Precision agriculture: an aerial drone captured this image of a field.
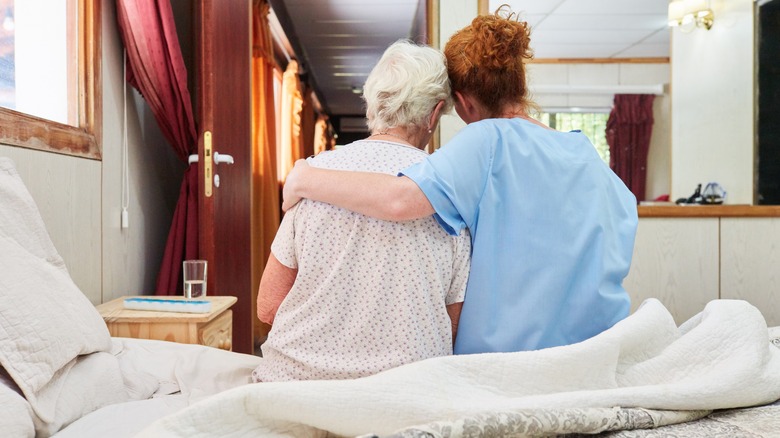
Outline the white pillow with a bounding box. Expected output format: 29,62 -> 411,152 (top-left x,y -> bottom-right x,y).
31,352 -> 128,436
0,157 -> 123,432
0,377 -> 34,438
0,238 -> 114,392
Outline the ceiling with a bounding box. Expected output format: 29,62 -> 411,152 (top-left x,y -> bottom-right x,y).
271,0 -> 671,118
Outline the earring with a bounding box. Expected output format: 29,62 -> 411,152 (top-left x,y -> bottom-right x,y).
427,128 -> 432,134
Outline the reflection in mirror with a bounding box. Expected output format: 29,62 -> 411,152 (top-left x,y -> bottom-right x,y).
481,0 -> 671,202
534,112 -> 610,164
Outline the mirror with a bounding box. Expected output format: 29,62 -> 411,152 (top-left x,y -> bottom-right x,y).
757,0 -> 780,204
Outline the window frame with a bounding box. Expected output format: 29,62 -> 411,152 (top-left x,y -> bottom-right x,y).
0,0 -> 101,160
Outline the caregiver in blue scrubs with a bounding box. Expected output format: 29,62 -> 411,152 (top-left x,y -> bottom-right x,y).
282,8 -> 638,355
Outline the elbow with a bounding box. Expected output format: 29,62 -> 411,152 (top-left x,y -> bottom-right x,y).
256,299 -> 275,326
380,179 -> 430,221
384,198 -> 414,221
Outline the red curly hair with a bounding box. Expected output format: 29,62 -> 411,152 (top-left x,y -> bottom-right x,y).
444,6 -> 534,117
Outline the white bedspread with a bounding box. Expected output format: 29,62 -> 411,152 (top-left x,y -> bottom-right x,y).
138,298 -> 780,437
53,338 -> 262,438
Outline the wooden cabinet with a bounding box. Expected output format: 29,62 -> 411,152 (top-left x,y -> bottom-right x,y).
199,309 -> 234,351
624,217 -> 719,324
626,206 -> 780,326
720,218 -> 780,326
96,296 -> 237,350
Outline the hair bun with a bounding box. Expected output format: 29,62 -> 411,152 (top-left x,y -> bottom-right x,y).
443,6 -> 535,116
467,13 -> 533,71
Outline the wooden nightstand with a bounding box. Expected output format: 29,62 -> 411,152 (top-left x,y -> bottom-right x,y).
96,296 -> 237,351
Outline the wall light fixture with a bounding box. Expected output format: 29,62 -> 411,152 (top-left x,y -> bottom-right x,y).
668,0 -> 714,31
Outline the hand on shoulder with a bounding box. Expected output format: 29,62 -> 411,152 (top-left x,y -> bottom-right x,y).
282,159 -> 310,211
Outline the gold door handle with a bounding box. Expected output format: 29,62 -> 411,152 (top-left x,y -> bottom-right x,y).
204,131 -> 213,197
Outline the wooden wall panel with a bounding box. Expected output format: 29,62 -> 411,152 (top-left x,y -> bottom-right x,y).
0,145 -> 102,303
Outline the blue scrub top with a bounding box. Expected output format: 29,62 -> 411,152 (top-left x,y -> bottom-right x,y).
401,118 -> 637,354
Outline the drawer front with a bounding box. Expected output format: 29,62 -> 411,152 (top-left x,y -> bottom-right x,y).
199,310 -> 233,350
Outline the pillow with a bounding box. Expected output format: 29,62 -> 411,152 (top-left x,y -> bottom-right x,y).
31,352 -> 128,436
0,157 -> 123,432
0,375 -> 34,438
0,235 -> 114,387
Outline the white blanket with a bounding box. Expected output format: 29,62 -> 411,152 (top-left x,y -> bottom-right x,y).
54,338 -> 262,438
138,299 -> 780,437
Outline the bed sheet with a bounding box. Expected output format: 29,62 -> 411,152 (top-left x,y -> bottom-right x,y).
52,395 -> 189,438
593,399 -> 780,437
53,337 -> 261,437
375,401 -> 780,438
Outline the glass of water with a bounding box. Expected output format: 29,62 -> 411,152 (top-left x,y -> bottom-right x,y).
183,260 -> 207,299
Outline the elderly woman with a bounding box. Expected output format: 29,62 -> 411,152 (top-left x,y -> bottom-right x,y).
252,41 -> 471,382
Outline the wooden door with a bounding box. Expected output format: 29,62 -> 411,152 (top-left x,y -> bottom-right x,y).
195,0 -> 253,354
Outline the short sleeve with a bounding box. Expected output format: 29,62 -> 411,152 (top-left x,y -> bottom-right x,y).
270,204 -> 299,269
446,228 -> 471,305
400,123 -> 493,236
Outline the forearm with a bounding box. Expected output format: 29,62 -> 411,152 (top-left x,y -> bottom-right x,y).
446,302 -> 463,347
256,254 -> 297,325
293,165 -> 433,221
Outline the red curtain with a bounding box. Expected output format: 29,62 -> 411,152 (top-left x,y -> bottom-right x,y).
606,94 -> 655,202
116,0 -> 199,295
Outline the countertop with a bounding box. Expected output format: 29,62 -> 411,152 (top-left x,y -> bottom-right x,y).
638,204 -> 780,218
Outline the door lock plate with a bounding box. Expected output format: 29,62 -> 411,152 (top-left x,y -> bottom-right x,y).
204,131 -> 213,197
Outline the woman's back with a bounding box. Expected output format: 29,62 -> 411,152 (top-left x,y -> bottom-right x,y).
402,117 -> 637,353
257,140 -> 471,381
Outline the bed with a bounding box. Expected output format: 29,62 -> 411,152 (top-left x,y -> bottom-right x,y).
2,154 -> 780,438
133,299 -> 780,437
0,157 -> 260,437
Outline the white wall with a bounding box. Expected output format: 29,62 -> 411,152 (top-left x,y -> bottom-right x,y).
436,0 -> 476,143
670,0 -> 755,204
0,3 -> 182,304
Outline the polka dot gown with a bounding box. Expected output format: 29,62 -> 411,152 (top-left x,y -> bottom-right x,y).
252,140 -> 471,382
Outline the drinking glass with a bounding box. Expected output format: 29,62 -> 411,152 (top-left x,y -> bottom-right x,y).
182,260 -> 207,299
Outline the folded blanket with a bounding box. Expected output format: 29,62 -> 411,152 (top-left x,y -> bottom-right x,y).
138,299 -> 780,437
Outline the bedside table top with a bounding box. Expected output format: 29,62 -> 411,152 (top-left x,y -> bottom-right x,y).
97,295 -> 237,323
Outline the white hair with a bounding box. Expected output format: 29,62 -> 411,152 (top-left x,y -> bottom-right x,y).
363,40 -> 453,133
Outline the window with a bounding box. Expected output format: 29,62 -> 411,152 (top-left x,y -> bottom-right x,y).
535,112 -> 610,165
0,0 -> 101,159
